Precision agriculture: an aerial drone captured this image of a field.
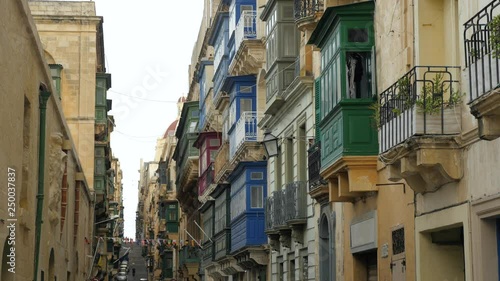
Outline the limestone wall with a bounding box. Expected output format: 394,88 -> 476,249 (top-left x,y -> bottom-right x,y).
29,1 -> 101,190
0,0 -> 94,280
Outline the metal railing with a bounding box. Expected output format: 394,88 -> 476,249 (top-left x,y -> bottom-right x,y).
234,10 -> 263,54
265,196 -> 274,232
464,0 -> 500,101
294,0 -> 324,21
273,189 -> 287,228
265,189 -> 288,232
285,181 -> 307,224
179,245 -> 201,267
379,66 -> 461,153
229,111 -> 264,159
307,142 -> 322,191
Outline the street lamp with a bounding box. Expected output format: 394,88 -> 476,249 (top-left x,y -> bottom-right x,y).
262,131 -> 280,158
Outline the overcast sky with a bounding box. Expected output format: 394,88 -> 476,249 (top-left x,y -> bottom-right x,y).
93,0 -> 204,239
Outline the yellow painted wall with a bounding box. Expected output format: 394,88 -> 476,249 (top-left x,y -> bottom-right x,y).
415,203 -> 472,281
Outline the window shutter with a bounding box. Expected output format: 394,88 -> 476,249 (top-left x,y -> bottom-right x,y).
314,78 -> 321,143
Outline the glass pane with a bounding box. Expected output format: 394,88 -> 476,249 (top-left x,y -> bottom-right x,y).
250,172 -> 263,180
209,138 -> 220,147
251,186 -> 263,208
240,98 -> 252,113
348,28 -> 368,43
210,150 -> 217,162
240,85 -> 253,93
189,121 -> 197,133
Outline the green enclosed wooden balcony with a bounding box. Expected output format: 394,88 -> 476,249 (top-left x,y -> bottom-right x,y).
319,99 -> 378,170
308,1 -> 379,201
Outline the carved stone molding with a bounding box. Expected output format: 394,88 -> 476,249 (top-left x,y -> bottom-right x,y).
48,133 -> 66,227
383,136 -> 463,193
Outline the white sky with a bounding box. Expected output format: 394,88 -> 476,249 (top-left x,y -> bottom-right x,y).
93,0 -> 204,239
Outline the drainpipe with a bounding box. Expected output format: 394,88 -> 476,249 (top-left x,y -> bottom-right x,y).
33,90 -> 51,281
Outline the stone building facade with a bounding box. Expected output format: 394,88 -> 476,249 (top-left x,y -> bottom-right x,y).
0,0 -> 95,280
28,1 -> 119,280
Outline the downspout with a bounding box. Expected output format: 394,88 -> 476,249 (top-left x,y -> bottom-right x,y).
33,90 -> 51,281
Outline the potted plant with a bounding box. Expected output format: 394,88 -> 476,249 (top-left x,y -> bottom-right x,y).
414,73 -> 462,134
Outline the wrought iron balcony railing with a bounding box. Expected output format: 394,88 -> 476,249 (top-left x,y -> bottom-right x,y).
229,111 -> 264,159
379,66 -> 461,153
265,196 -> 274,232
273,189 -> 287,228
294,0 -> 324,21
284,181 -> 307,224
265,189 -> 287,232
307,142 -> 323,191
179,245 -> 201,267
464,0 -> 500,101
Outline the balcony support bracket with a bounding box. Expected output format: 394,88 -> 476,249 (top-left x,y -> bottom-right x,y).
278,229 -> 292,249
470,88 -> 500,140
383,136 -> 462,193
320,156 -> 378,203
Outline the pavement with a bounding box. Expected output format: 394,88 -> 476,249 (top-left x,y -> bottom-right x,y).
122,243 -> 149,281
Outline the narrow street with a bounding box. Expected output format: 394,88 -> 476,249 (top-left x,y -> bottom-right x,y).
125,243 -> 148,281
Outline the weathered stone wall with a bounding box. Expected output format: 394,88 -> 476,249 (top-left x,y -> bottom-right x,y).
0,1 -> 94,280
29,1 -> 101,190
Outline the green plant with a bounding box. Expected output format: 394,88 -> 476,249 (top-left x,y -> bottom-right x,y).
469,48 -> 480,59
416,73 -> 463,115
489,14 -> 500,58
370,98 -> 381,129
396,77 -> 413,111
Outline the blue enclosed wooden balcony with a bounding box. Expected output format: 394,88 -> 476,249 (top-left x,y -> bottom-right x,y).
229,162 -> 267,254
229,111 -> 264,161
229,10 -> 265,76
464,0 -> 500,140
209,10 -> 230,109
